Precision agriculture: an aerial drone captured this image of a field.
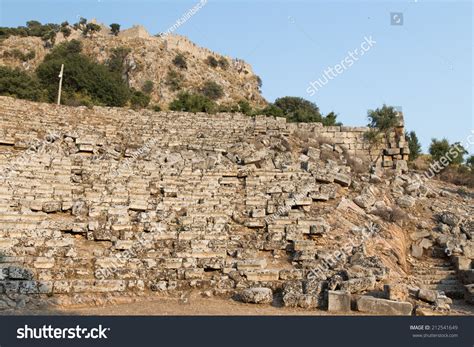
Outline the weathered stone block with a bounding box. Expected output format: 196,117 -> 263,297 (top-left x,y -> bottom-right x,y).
245,270 -> 279,281
237,259 -> 267,271
42,201 -> 62,213
465,284 -> 474,304
353,194 -> 375,209
417,288 -> 437,303
293,240 -> 316,251
33,257 -> 55,269
397,195 -> 415,208
328,290 -> 351,312
357,296 -> 413,315
240,287 -> 273,304
8,266 -> 33,280
333,173 -> 351,187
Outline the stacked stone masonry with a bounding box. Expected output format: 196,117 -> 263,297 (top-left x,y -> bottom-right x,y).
0,97 -> 406,309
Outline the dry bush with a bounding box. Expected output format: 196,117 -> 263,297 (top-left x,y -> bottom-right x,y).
342,150 -> 370,174
294,130 -> 312,143
438,166 -> 474,188
314,136 -> 334,147
320,148 -> 340,162
409,155 -> 473,188
372,205 -> 407,225
408,155 -> 430,171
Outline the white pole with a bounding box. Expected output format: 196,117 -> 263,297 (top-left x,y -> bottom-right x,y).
57,64 -> 64,105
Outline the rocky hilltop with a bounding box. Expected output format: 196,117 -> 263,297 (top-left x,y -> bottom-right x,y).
0,23 -> 266,108
0,96 -> 472,315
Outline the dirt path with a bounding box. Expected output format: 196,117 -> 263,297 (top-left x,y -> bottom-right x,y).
6,295 -> 474,316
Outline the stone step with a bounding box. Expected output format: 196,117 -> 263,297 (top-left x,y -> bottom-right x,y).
419,277 -> 460,285
417,273 -> 458,282
426,284 -> 465,299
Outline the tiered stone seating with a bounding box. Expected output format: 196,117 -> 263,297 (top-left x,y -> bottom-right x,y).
0,96 -> 403,309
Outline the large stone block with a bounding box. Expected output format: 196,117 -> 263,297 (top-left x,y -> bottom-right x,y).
240,287 -> 273,304
245,270 -> 279,281
42,201 -> 62,213
8,266 -> 33,280
465,284 -> 474,304
333,173 -> 351,187
357,296 -> 413,315
33,257 -> 55,269
328,290 -> 351,312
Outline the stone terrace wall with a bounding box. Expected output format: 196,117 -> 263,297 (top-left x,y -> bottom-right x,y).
0,97 -> 403,309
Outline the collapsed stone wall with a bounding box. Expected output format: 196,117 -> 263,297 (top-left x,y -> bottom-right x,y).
0,96 -> 410,310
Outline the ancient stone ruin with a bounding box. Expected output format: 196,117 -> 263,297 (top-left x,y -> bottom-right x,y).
0,96 -> 472,314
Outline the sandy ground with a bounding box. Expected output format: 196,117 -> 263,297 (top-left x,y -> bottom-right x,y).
4,294 -> 474,316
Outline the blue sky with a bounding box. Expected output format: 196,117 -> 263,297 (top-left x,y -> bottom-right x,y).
0,0 -> 472,153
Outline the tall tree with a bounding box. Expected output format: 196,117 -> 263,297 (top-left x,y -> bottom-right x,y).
405,130 -> 422,161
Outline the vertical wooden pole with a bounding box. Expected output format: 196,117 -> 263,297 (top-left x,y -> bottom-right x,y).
57,64 -> 64,105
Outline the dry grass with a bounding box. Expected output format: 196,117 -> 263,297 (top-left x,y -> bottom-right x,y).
371,205 -> 408,226
438,166 -> 474,188
410,155 -> 474,188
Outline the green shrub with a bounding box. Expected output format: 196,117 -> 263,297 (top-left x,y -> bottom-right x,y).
152,105 -> 162,112
165,70 -> 184,91
200,81 -> 224,100
0,27 -> 28,40
406,130 -> 422,161
83,23 -> 101,37
206,55 -> 218,68
0,66 -> 45,101
322,111 -> 342,126
255,75 -> 262,89
63,91 -> 94,108
169,92 -> 216,113
363,129 -> 382,147
3,49 -> 35,61
36,40 -> 130,107
429,138 -> 467,166
367,104 -> 399,131
107,46 -> 131,74
45,39 -> 82,59
237,100 -> 252,115
130,89 -> 150,109
258,104 -> 283,117
274,96 -> 322,123
26,21 -> 59,38
467,155 -> 474,170
217,103 -> 239,113
24,50 -> 36,60
60,26 -> 71,38
141,80 -> 154,94
218,57 -> 229,70
110,23 -> 120,36
172,53 -> 187,69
